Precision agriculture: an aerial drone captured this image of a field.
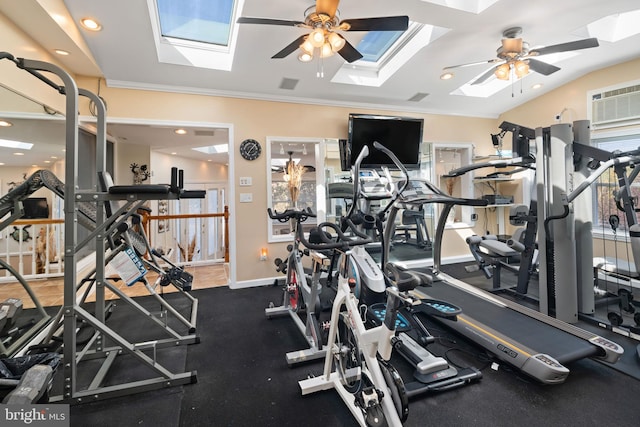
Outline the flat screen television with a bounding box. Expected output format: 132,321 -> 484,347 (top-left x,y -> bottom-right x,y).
348,113 -> 423,170
22,197 -> 50,219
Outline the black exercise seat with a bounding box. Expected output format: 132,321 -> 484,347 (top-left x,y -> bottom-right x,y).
106,184 -> 172,194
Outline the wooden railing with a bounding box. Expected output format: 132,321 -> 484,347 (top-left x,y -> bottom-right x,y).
0,206 -> 230,282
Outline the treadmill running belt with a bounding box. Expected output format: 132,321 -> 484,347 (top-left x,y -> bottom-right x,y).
418,282 -> 598,364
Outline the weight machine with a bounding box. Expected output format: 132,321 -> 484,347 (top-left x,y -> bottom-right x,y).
1,52 -> 200,403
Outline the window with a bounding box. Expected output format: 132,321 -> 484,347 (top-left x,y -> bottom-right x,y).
592,133 -> 640,234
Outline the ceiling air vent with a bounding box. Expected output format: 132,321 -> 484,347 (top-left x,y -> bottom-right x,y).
195,130 -> 215,137
408,92 -> 429,102
592,84 -> 640,128
279,78 -> 299,90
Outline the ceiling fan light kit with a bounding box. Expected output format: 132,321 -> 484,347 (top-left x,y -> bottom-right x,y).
442,26 -> 599,86
236,0 -> 409,71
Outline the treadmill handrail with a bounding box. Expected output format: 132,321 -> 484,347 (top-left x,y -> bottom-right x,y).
443,155 -> 535,178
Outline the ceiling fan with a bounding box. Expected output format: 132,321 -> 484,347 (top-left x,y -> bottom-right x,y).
443,27 -> 599,85
236,0 -> 409,63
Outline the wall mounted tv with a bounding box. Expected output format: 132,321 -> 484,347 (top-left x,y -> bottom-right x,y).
347,113 -> 423,170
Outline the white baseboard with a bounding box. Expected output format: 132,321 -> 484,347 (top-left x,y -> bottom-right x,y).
228,255 -> 475,289
229,276 -> 281,289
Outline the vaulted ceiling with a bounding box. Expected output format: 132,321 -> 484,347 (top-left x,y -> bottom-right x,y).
1,0 -> 639,167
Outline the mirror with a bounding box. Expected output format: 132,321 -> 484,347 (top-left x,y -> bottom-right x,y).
433,143 -> 474,227
267,137 -> 325,242
0,84 -> 65,172
322,139 -> 436,266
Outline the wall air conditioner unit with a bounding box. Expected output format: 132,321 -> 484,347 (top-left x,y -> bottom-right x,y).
591,84 -> 640,129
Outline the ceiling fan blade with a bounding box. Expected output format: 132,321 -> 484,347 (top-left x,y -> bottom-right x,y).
316,0 -> 339,18
527,58 -> 560,76
340,16 -> 409,32
337,38 -> 364,63
272,35 -> 308,59
237,17 -> 305,27
529,38 -> 599,56
444,58 -> 501,70
471,66 -> 499,85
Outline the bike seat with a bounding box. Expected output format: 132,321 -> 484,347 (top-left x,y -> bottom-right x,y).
384,263 -> 429,292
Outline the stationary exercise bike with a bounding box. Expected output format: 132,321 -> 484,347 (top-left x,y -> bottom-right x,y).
266,207 -> 333,366
299,143 -> 481,425
297,144 -> 448,425
298,205 -> 419,426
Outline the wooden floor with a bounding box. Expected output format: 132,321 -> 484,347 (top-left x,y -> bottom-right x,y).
0,263 -> 229,309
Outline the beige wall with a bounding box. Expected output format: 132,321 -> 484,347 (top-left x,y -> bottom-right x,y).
150,151 -> 228,185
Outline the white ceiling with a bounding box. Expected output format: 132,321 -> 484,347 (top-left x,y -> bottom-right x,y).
1,0 -> 640,167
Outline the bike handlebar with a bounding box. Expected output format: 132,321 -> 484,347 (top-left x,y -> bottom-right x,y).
267,207 -> 316,223
297,218 -> 373,251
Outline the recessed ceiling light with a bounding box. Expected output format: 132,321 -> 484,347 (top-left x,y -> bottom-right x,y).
80,18 -> 102,31
174,129 -> 187,135
44,160 -> 51,164
0,120 -> 13,127
532,83 -> 543,90
13,152 -> 25,156
0,162 -> 4,166
55,49 -> 70,56
440,72 -> 454,80
32,164 -> 38,167
51,156 -> 58,159
171,152 -> 177,155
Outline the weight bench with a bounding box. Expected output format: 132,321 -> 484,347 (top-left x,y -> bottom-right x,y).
466,230 -> 526,290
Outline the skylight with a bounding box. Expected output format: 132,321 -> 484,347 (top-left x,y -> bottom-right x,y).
357,31 -> 405,63
574,9 -> 640,43
0,139 -> 33,150
157,0 -> 234,46
419,0 -> 500,14
332,22 -> 450,88
147,0 -> 244,71
192,144 -> 229,154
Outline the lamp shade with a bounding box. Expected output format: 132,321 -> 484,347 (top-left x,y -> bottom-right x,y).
328,32 -> 345,51
514,60 -> 529,78
320,42 -> 334,58
310,28 -> 325,48
300,38 -> 314,55
495,63 -> 511,80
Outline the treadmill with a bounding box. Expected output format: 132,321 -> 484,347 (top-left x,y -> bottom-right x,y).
382,178 -> 623,384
